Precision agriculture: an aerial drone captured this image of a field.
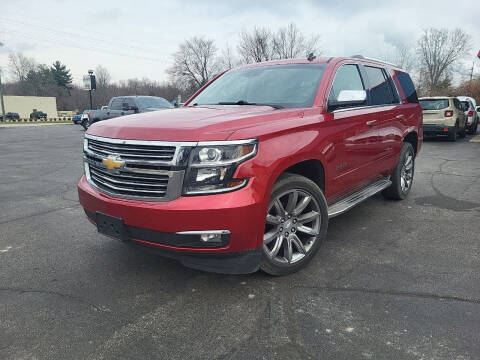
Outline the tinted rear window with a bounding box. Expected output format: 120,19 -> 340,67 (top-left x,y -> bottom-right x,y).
419,99 -> 449,110
396,71 -> 418,103
364,66 -> 396,105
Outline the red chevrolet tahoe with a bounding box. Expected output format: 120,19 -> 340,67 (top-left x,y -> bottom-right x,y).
78,56 -> 422,275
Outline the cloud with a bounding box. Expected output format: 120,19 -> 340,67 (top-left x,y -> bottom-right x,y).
0,0 -> 478,83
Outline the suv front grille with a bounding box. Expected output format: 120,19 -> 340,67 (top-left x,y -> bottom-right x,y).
84,135 -> 191,201
88,138 -> 177,162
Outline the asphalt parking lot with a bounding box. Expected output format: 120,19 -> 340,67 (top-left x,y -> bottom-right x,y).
1,124 -> 479,360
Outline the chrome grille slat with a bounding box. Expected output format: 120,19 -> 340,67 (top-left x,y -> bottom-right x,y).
90,175 -> 167,195
84,135 -> 189,200
89,145 -> 174,160
90,168 -> 168,188
88,140 -> 176,154
89,167 -> 169,182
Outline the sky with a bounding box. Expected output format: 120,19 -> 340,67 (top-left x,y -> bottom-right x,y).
0,0 -> 479,85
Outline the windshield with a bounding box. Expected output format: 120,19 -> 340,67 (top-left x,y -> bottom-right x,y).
419,99 -> 449,110
460,101 -> 470,110
191,63 -> 326,109
136,97 -> 173,109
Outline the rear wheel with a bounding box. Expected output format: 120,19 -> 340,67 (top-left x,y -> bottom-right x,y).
261,173 -> 328,276
382,142 -> 415,200
449,123 -> 458,142
469,119 -> 478,135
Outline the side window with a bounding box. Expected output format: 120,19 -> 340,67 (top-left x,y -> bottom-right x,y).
453,98 -> 460,110
124,97 -> 136,109
110,98 -> 123,110
364,66 -> 396,106
328,64 -> 365,104
396,71 -> 418,103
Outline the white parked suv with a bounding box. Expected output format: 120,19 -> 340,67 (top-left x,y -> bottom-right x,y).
458,96 -> 478,135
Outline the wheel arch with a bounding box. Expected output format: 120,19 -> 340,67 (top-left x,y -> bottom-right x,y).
403,131 -> 418,155
266,158 -> 326,200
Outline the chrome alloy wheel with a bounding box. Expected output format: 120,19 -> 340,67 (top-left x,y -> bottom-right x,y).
263,189 -> 321,264
400,150 -> 414,193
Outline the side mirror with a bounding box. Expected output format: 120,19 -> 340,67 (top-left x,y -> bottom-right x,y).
328,90 -> 367,111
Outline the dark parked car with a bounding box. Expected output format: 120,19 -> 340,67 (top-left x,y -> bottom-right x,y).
30,111 -> 47,120
0,112 -> 20,120
81,96 -> 173,130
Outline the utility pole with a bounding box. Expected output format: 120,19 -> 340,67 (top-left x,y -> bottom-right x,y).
469,61 -> 474,82
0,41 -> 5,122
0,69 -> 5,122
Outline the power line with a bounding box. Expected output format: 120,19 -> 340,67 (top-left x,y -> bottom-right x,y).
0,16 -> 160,52
2,28 -> 169,62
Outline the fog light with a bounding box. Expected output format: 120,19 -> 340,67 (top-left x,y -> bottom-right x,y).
201,233 -> 221,242
176,230 -> 231,247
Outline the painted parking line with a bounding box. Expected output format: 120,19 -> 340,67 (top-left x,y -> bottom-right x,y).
0,123 -> 73,128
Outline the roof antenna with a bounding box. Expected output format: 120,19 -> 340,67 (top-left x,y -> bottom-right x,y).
307,52 -> 316,61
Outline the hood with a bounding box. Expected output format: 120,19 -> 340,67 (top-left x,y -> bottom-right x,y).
87,105 -> 286,141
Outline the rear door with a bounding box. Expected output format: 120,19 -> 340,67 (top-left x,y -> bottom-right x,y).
362,65 -> 402,173
107,97 -> 124,119
324,63 -> 380,198
122,98 -> 138,117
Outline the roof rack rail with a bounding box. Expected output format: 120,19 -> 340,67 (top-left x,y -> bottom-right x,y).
350,55 -> 398,67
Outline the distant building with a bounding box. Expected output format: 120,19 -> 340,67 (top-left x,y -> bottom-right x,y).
3,96 -> 57,118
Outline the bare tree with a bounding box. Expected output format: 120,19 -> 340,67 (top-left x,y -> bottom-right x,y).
237,27 -> 274,64
218,43 -> 238,71
167,36 -> 219,90
95,65 -> 111,88
273,23 -> 322,59
417,28 -> 471,94
8,52 -> 36,82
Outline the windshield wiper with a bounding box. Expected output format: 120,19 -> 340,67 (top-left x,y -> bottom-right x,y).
217,100 -> 284,109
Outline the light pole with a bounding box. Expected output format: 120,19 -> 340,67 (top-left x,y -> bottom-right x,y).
88,69 -> 94,109
83,69 -> 96,109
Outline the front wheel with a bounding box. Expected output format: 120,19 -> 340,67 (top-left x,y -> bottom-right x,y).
382,142 -> 415,200
261,173 -> 328,276
81,119 -> 89,130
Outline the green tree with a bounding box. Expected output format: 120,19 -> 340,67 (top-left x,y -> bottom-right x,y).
25,65 -> 57,96
50,60 -> 72,89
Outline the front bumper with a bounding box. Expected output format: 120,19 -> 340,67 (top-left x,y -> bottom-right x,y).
422,124 -> 454,137
78,175 -> 265,273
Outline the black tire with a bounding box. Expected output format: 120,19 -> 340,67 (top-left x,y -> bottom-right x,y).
81,119 -> 89,130
448,123 -> 458,142
382,142 -> 415,200
260,173 -> 328,276
470,119 -> 478,135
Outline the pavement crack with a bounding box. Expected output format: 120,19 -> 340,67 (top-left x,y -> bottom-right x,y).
294,285 -> 480,305
0,287 -> 112,314
0,204 -> 80,225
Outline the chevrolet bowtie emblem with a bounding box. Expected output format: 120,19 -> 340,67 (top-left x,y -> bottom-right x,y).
102,156 -> 125,171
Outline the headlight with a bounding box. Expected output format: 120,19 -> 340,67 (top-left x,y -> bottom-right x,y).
183,140 -> 257,195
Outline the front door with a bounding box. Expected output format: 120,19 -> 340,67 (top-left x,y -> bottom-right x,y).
324,64 -> 379,200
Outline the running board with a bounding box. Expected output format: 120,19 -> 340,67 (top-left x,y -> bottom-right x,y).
328,179 -> 392,218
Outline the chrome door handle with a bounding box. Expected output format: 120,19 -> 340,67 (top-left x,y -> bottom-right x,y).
366,120 -> 377,126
